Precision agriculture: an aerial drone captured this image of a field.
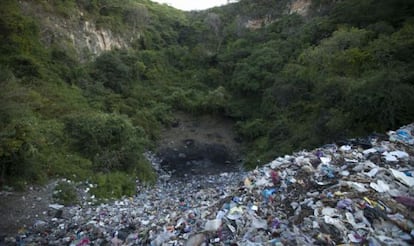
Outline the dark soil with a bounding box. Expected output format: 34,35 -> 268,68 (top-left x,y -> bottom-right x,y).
0,182 -> 56,237
156,112 -> 242,176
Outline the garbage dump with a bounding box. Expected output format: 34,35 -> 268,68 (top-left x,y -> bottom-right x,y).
1,123 -> 414,245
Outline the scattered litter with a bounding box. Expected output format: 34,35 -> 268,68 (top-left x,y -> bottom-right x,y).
3,123 -> 414,245
391,169 -> 414,187
389,125 -> 414,145
48,204 -> 64,210
370,180 -> 390,193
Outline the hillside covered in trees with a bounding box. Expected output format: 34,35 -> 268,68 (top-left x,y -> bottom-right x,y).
1,0 -> 413,197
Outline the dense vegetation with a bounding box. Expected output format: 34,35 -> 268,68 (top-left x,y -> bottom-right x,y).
1,0 -> 413,197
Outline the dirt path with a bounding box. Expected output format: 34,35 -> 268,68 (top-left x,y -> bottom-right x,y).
0,182 -> 56,237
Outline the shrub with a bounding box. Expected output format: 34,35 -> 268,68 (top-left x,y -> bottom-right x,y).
91,172 -> 136,199
91,52 -> 132,94
235,118 -> 267,140
64,112 -> 156,182
53,180 -> 79,206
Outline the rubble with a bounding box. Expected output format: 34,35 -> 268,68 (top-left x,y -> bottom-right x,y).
2,123 -> 414,245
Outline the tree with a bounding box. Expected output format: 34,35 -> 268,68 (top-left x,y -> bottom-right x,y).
123,4 -> 149,34
64,112 -> 150,174
91,52 -> 132,94
299,27 -> 373,77
0,77 -> 45,186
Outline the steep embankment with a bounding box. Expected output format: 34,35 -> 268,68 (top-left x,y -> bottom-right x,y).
19,1 -> 130,60
0,0 -> 188,191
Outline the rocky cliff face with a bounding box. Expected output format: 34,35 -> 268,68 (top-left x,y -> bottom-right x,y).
244,0 -> 316,30
70,19 -> 130,56
288,0 -> 312,16
17,0 -> 331,59
19,1 -> 136,61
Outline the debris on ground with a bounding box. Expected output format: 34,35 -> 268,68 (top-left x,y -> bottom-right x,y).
1,123 -> 414,245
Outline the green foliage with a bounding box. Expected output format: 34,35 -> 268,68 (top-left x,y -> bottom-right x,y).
347,69 -> 414,132
1,0 -> 414,194
46,152 -> 93,180
51,0 -> 77,17
91,172 -> 137,199
0,2 -> 40,56
368,21 -> 414,66
331,0 -> 414,27
214,1 -> 414,165
202,86 -> 231,113
299,17 -> 335,45
10,55 -> 41,79
53,181 -> 79,206
0,78 -> 46,186
91,51 -> 133,94
299,27 -> 373,77
64,113 -> 150,174
48,47 -> 78,84
236,119 -> 267,141
243,136 -> 270,169
0,0 -> 180,195
165,88 -> 205,113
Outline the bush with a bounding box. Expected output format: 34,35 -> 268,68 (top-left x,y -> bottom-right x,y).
0,93 -> 46,186
53,180 -> 79,206
64,112 -> 156,182
235,118 -> 267,140
9,55 -> 43,78
91,172 -> 136,199
44,152 -> 92,180
91,52 -> 132,94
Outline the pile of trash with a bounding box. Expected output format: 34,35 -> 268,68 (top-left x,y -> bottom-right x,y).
2,124 -> 414,245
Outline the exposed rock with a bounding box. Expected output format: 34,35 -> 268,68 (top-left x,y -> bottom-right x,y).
289,0 -> 312,16
18,1 -> 135,60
